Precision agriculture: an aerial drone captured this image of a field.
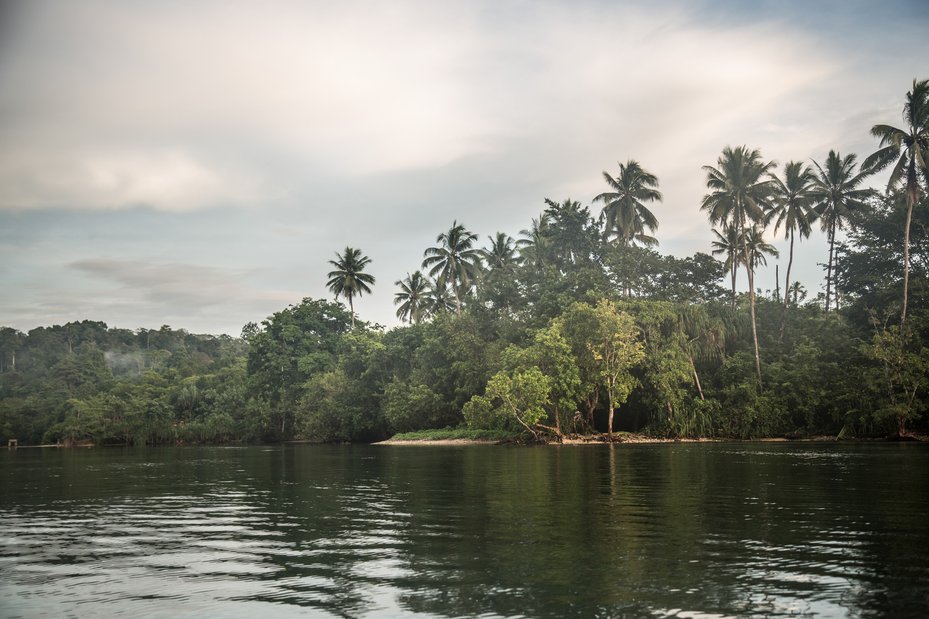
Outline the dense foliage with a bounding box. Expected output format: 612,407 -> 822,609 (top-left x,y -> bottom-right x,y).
2,80 -> 928,445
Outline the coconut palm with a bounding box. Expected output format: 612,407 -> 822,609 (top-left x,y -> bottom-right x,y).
863,79 -> 929,327
700,146 -> 775,385
743,226 -> 779,270
394,271 -> 429,324
424,278 -> 455,316
517,213 -> 551,269
482,232 -> 521,276
422,221 -> 483,314
326,247 -> 375,328
810,151 -> 873,313
767,161 -> 817,335
711,224 -> 741,306
593,160 -> 662,246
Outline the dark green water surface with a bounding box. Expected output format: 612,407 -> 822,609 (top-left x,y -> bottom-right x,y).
1,443 -> 927,618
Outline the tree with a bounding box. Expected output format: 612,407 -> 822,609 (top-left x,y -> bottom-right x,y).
767,161 -> 817,335
711,225 -> 741,306
499,324 -> 583,436
863,326 -> 929,437
394,271 -> 429,324
326,247 -> 375,328
482,232 -> 522,276
463,368 -> 551,441
743,226 -> 779,271
517,213 -> 551,269
480,232 -> 523,313
811,151 -> 873,313
557,300 -> 643,438
593,160 -> 662,246
422,221 -> 483,314
424,278 -> 456,316
863,78 -> 929,328
701,146 -> 775,385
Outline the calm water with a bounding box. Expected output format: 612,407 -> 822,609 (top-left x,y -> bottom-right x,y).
1,443 -> 927,618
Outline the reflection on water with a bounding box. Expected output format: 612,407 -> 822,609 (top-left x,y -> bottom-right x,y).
1,443 -> 927,618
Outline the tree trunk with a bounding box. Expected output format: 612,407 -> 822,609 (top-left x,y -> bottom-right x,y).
902,174 -> 916,328
689,354 -> 704,401
348,295 -> 355,328
741,220 -> 762,388
825,222 -> 835,313
607,389 -> 615,440
730,261 -> 737,308
453,280 -> 462,315
779,230 -> 795,342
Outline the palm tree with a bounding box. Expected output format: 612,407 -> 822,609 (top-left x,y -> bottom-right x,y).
482,232 -> 521,276
701,145 -> 775,386
517,213 -> 551,269
422,221 -> 483,314
711,224 -> 741,306
743,226 -> 779,270
424,278 -> 455,316
593,160 -> 662,246
326,247 -> 375,328
863,79 -> 929,328
394,271 -> 429,324
810,151 -> 873,313
767,161 -> 817,336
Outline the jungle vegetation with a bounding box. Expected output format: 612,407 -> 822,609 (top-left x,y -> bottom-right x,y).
2,79 -> 928,445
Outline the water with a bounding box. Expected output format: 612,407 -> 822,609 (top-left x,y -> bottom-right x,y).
1,443 -> 927,618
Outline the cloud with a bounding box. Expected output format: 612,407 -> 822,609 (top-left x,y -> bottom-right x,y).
0,0 -> 834,215
0,1 -> 927,332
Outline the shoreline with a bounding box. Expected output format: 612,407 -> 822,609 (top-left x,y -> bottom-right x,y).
375,433 -> 929,446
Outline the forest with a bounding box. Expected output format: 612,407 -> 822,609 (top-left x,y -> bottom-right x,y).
1,79 -> 928,446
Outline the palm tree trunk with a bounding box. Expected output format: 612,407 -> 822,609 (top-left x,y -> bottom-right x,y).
902,176 -> 916,328
825,222 -> 835,313
452,277 -> 462,315
730,261 -> 737,307
349,295 -> 355,328
741,227 -> 762,388
689,354 -> 704,401
779,230 -> 795,341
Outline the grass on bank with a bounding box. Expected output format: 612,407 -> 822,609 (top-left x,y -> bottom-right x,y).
387,428 -> 523,442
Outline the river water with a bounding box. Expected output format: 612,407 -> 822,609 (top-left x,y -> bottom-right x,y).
1,443 -> 927,618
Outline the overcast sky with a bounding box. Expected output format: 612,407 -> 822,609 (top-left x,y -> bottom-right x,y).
1,0 -> 927,336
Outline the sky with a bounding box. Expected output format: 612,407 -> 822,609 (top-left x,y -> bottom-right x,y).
1,0 -> 928,336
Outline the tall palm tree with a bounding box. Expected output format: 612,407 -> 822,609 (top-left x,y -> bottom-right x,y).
394,271 -> 429,324
810,151 -> 873,313
326,247 -> 375,328
767,161 -> 817,336
711,224 -> 741,307
593,160 -> 662,246
701,145 -> 775,386
422,221 -> 483,314
863,78 -> 929,328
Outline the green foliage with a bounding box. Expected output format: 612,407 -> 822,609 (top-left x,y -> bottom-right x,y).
464,368 -> 551,438
862,326 -> 929,436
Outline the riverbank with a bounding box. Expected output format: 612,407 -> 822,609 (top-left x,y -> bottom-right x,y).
375,432 -> 929,446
